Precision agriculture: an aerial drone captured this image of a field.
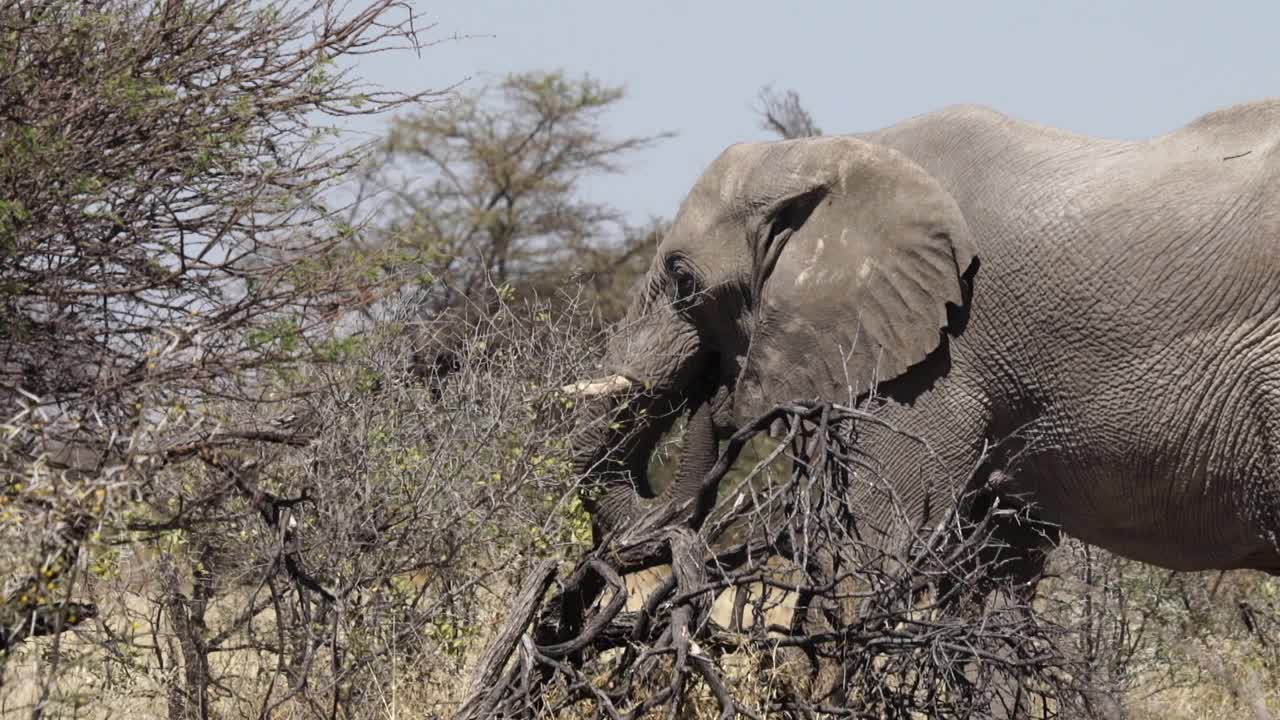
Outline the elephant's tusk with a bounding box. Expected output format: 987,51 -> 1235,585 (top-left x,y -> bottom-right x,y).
560,375 -> 636,397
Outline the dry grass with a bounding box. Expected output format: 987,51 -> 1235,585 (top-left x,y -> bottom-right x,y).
10,545 -> 1280,712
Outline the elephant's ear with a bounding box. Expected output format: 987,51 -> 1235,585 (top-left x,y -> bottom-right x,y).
751,138 -> 977,402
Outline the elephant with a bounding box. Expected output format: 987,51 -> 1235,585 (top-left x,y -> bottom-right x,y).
569,97 -> 1280,600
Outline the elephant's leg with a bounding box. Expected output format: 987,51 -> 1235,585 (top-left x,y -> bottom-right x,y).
1247,431 -> 1280,571
980,489 -> 1061,599
935,469 -> 1060,610
947,474 -> 1061,719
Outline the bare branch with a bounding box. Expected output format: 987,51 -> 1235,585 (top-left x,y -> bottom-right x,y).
755,85 -> 822,140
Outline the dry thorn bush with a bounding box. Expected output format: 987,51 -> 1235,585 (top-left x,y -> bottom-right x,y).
456,398 -> 1280,719
3,288 -> 614,718
458,401 -> 1096,719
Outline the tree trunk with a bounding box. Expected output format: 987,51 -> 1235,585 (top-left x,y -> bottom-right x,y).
161,550 -> 213,720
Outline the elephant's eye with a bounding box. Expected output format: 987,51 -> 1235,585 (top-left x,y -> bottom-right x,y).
665,255 -> 700,311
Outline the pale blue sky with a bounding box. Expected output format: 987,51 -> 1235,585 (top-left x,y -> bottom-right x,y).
355,1 -> 1279,224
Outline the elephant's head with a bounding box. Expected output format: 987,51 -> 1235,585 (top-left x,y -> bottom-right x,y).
572,136 -> 978,536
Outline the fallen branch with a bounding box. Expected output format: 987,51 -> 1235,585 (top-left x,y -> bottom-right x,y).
457,558 -> 559,720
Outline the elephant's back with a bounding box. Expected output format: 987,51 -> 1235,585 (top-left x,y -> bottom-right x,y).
880,103 -> 1280,571
884,101 -> 1280,349
943,102 -> 1280,422
1174,97 -> 1280,152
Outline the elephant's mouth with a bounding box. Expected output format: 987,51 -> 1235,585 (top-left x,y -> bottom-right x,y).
574,351 -> 732,534
620,356 -> 727,492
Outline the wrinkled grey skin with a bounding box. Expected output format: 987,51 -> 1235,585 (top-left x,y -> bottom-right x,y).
576,98 -> 1280,579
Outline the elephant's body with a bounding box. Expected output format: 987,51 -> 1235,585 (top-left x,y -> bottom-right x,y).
573,98 -> 1280,595
858,100 -> 1280,572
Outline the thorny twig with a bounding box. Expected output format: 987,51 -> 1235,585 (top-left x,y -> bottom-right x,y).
459,400 -> 1088,719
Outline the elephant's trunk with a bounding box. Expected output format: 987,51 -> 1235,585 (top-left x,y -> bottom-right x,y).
571,289 -> 725,537
585,398 -> 720,537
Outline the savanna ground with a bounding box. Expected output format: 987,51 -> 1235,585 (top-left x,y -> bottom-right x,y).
2,1 -> 1279,717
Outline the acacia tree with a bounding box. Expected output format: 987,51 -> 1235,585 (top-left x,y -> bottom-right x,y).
366,71 -> 671,322
0,0 -> 440,715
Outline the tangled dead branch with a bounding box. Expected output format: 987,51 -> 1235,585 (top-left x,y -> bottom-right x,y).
458,401 -> 1091,719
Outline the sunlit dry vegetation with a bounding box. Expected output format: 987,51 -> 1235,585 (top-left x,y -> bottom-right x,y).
2,2 -> 1278,718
